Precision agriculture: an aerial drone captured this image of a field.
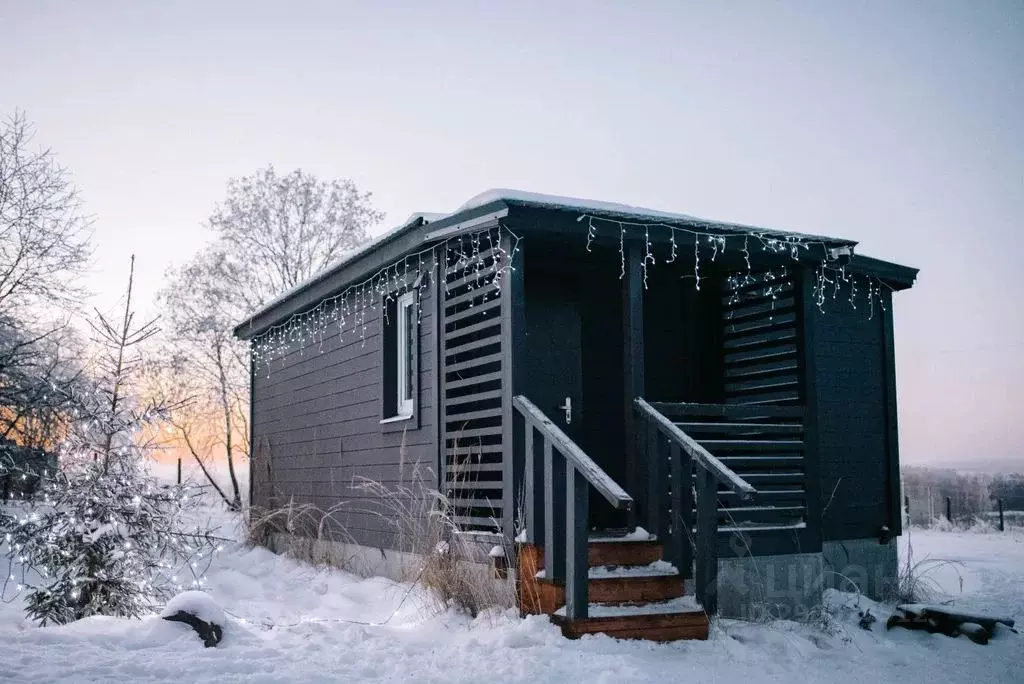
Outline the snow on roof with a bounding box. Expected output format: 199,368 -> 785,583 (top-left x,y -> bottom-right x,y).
402,211 -> 448,225
456,188 -> 702,222
457,188 -> 839,243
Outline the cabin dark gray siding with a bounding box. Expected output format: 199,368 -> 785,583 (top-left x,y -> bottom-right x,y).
810,280 -> 897,541
250,280 -> 438,551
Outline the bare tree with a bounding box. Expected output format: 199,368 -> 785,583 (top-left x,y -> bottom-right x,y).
0,110 -> 92,316
208,165 -> 383,311
0,317 -> 85,450
158,250 -> 248,510
0,111 -> 92,477
157,166 -> 381,507
144,361 -> 242,510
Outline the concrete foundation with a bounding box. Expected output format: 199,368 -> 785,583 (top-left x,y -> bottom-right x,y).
822,537 -> 898,601
717,552 -> 825,620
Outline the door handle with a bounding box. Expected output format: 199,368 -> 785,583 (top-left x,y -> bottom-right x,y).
558,397 -> 572,425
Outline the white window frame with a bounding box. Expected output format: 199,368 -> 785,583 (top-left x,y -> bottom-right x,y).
395,291 -> 416,418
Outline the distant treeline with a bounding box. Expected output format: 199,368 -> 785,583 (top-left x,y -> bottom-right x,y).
902,466 -> 1023,526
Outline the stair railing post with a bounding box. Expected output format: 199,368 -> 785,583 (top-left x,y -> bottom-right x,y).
646,421 -> 662,541
524,421 -> 546,546
544,440 -> 566,582
565,463 -> 589,620
670,443 -> 694,579
695,468 -> 719,614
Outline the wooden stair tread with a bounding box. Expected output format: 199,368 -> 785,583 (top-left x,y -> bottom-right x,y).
551,598 -> 710,641
696,439 -> 804,450
553,596 -> 701,618
588,527 -> 656,543
525,531 -> 664,568
536,561 -> 679,580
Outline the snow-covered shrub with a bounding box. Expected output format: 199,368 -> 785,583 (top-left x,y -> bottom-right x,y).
1,457 -> 221,625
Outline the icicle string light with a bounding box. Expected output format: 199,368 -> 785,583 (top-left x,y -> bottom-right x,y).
579,213 -> 894,315
250,212 -> 893,375
249,224 -> 520,372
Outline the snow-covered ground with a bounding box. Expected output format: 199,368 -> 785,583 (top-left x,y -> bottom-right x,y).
2,516 -> 1021,683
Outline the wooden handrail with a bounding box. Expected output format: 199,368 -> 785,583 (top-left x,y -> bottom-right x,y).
514,395 -> 637,621
635,398 -> 757,501
514,395 -> 633,510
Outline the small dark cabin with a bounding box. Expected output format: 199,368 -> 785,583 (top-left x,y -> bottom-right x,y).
235,190 -> 917,637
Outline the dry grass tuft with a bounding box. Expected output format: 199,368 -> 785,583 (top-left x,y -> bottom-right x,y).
890,534 -> 963,604
352,462 -> 517,617
245,496 -> 366,572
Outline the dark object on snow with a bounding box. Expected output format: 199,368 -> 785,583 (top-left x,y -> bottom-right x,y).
886,604 -> 1016,645
858,609 -> 877,631
162,610 -> 224,647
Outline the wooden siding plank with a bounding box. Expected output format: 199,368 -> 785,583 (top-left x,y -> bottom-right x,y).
443,319 -> 502,344
442,282 -> 499,310
445,371 -> 503,392
444,407 -> 503,423
444,297 -> 501,325
443,336 -> 501,358
444,352 -> 502,375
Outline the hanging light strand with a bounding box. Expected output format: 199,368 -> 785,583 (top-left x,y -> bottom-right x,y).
249,224 -> 521,372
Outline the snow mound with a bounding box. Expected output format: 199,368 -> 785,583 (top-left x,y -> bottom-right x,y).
160,591 -> 226,628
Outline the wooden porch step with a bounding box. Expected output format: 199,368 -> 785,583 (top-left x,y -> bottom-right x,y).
537,564 -> 685,604
696,439 -> 804,451
530,530 -> 664,568
551,597 -> 709,641
676,421 -> 802,434
587,539 -> 663,567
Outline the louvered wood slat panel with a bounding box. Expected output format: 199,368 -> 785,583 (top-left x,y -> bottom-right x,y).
439,231 -> 506,533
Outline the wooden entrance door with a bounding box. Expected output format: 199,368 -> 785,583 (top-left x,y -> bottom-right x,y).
523,260 -> 628,530
523,278 -> 583,444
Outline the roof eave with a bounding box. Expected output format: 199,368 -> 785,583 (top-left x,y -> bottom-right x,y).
232,199 -> 511,340
500,198 -> 858,248
847,254 -> 919,290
